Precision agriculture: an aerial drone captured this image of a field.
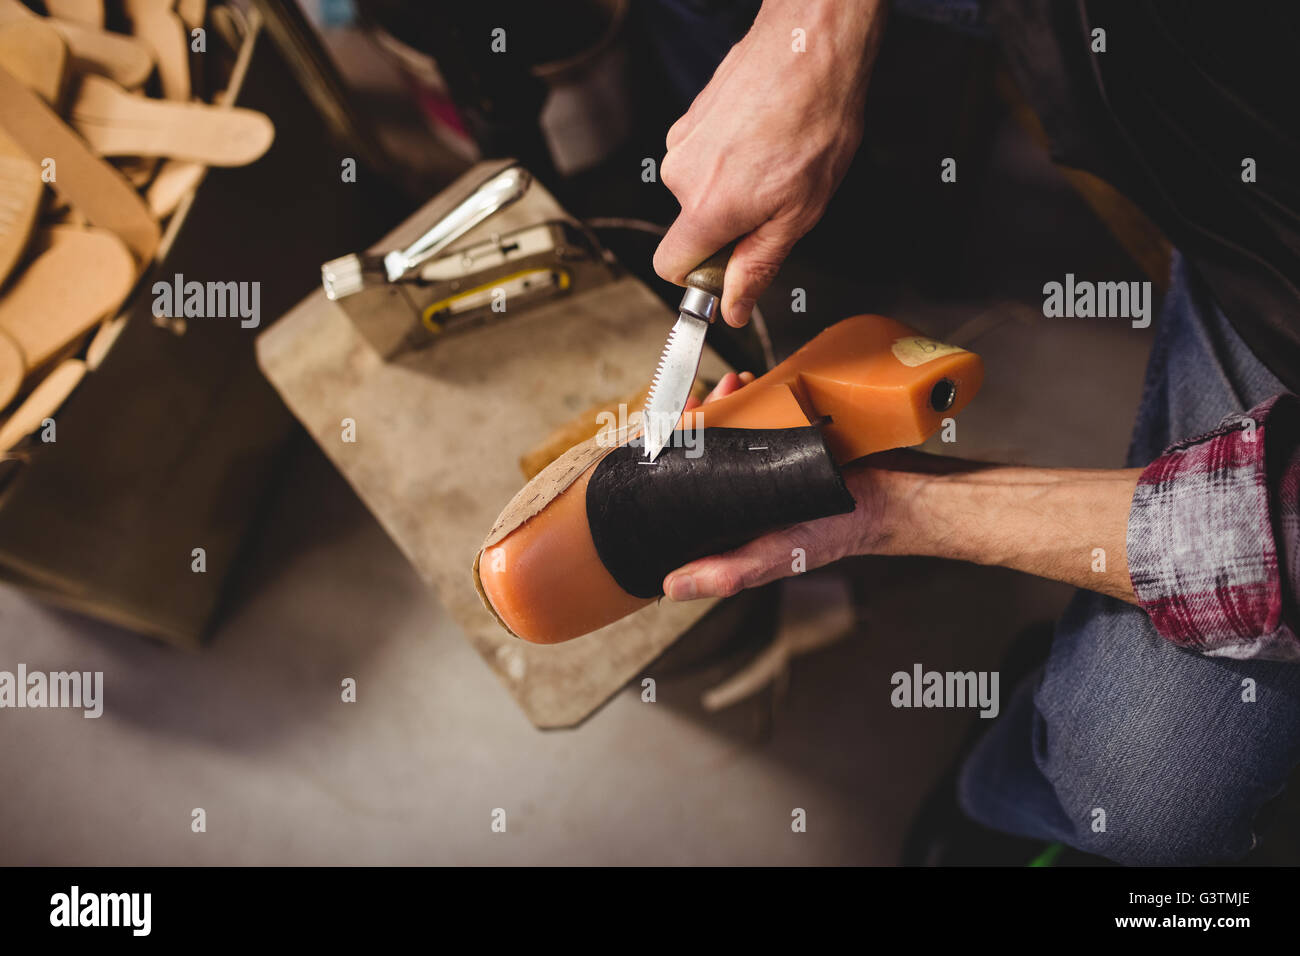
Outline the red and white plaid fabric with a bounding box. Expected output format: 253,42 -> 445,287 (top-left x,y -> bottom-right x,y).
1128,394 -> 1300,661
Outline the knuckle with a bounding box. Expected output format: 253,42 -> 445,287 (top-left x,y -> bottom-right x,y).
659,151 -> 682,189
741,257 -> 783,286
665,118 -> 687,150
712,567 -> 746,599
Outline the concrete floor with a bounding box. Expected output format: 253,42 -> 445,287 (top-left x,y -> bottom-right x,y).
0,22 -> 1164,864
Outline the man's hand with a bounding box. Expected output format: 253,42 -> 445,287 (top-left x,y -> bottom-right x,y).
663,465 -> 888,601
653,0 -> 885,327
662,370 -> 886,601
663,374 -> 1143,603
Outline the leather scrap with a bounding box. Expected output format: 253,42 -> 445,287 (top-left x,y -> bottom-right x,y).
586,426 -> 855,599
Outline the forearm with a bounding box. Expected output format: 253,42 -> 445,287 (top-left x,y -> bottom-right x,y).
857,454 -> 1142,602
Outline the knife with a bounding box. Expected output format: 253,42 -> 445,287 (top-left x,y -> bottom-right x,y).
642,243 -> 736,461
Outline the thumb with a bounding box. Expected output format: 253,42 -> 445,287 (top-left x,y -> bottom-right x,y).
664,527 -> 803,601
719,216 -> 800,328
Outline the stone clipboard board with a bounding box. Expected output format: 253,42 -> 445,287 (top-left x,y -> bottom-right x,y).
256,162 -> 730,728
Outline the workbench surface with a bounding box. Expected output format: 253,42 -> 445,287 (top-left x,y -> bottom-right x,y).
257,164 -> 729,727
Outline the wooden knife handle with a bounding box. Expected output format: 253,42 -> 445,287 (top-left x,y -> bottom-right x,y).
683,241 -> 736,299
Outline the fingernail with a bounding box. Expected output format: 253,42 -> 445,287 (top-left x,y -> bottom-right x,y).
666,574 -> 697,601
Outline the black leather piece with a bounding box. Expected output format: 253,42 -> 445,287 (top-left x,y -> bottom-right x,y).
586,426 -> 856,599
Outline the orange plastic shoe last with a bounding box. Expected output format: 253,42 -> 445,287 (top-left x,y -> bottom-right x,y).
476,314 -> 982,644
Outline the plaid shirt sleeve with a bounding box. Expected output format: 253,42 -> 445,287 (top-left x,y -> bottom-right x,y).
1127,394 -> 1300,661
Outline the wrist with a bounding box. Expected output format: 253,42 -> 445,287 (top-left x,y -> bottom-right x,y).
845,464 -> 928,559
760,0 -> 883,33
756,0 -> 885,93
845,453 -> 1013,564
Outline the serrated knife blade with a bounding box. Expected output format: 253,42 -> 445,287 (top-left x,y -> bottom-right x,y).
642,311 -> 708,461
641,243 -> 736,461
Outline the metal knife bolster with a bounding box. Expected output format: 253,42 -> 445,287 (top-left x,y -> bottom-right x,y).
678,286 -> 719,323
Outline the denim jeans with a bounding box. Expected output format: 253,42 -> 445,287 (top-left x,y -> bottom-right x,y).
958,253 -> 1300,864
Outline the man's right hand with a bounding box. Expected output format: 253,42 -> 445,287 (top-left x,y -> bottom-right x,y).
653,0 -> 885,327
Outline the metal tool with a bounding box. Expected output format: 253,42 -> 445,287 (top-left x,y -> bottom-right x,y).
414,220 -> 591,336
318,162 -> 617,359
321,164 -> 532,301
642,243 -> 734,461
326,218 -> 611,359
